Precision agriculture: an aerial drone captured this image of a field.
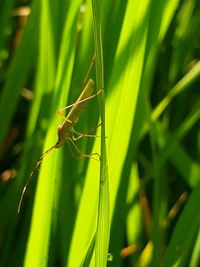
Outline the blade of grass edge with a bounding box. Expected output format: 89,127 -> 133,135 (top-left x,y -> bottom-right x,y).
91,0 -> 110,266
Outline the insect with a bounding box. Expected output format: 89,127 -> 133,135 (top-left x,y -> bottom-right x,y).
18,55 -> 103,213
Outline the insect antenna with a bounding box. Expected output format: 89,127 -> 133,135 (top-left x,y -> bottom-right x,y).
17,144 -> 56,213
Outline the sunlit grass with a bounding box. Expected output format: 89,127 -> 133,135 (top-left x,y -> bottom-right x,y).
0,0 -> 200,266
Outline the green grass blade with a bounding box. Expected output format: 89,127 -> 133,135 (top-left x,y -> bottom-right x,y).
1,0 -> 200,266
105,0 -> 150,264
0,1 -> 38,148
91,0 -> 110,266
161,128 -> 200,188
67,0 -> 150,264
0,0 -> 15,50
152,61 -> 200,122
189,229 -> 200,267
23,1 -> 82,266
144,100 -> 200,184
80,233 -> 96,267
23,1 -> 57,266
163,183 -> 200,266
126,163 -> 142,246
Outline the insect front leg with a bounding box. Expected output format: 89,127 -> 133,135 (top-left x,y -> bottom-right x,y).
56,109 -> 73,124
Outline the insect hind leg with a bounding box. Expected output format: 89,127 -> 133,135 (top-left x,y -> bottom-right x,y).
72,123 -> 102,140
67,138 -> 101,161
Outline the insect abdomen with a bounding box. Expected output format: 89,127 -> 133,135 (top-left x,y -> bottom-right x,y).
67,79 -> 94,125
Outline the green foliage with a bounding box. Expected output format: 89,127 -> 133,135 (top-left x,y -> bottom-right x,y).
0,0 -> 199,266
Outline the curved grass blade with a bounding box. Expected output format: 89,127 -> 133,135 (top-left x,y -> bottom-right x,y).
23,1 -> 82,266
163,183 -> 200,266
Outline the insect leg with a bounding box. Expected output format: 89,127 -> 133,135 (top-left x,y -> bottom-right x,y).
67,139 -> 81,159
72,133 -> 100,141
18,144 -> 55,213
56,109 -> 73,124
82,53 -> 96,89
57,87 -> 103,114
72,130 -> 100,141
85,122 -> 102,133
72,123 -> 102,140
67,138 -> 101,161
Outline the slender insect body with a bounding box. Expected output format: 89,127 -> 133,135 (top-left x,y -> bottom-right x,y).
18,57 -> 102,213
67,79 -> 94,124
55,79 -> 95,148
56,123 -> 73,148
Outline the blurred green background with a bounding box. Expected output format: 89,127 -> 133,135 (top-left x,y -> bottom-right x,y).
0,0 -> 200,266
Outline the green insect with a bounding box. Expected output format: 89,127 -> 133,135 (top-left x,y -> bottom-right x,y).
18,55 -> 103,212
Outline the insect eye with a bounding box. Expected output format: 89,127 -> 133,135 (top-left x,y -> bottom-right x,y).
55,141 -> 60,147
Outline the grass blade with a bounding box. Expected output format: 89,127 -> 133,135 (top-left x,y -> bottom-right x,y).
163,183 -> 200,266
91,0 -> 110,266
